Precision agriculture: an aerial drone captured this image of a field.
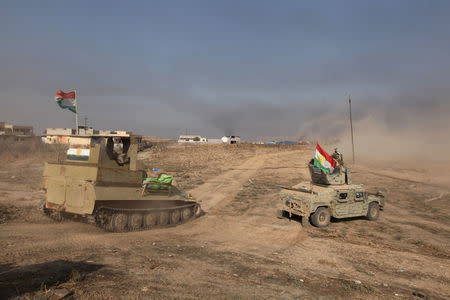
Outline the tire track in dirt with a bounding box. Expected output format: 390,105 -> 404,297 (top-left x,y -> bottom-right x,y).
189,150 -> 301,213
181,150 -> 306,253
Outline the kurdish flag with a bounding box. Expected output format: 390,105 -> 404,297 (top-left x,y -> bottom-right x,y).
67,145 -> 90,161
314,143 -> 337,174
55,90 -> 77,113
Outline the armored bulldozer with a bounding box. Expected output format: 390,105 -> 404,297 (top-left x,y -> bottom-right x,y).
42,134 -> 201,232
278,159 -> 385,227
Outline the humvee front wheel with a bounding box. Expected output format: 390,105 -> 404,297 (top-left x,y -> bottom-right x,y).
366,202 -> 380,221
311,207 -> 330,227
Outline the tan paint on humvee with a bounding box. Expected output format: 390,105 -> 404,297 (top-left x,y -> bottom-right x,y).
278,160 -> 385,227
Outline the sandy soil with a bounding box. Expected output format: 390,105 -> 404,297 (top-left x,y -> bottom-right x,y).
0,144 -> 449,299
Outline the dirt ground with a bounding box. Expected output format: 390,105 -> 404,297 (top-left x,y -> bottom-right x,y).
0,144 -> 449,299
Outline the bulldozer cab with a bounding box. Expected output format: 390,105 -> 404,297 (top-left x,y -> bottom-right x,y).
42,133 -> 201,229
43,134 -> 143,215
65,135 -> 139,171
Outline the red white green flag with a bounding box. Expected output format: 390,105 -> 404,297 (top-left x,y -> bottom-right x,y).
67,144 -> 90,161
55,90 -> 77,113
314,143 -> 337,174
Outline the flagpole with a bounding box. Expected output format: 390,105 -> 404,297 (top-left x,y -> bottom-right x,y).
348,95 -> 355,164
75,90 -> 79,135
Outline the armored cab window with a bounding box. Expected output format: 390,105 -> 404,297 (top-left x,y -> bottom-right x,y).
339,193 -> 347,200
355,191 -> 364,201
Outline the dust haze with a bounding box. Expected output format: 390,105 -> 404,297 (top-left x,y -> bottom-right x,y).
295,87 -> 450,163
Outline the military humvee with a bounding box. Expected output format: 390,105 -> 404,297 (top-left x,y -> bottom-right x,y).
278,160 -> 385,227
42,134 -> 201,232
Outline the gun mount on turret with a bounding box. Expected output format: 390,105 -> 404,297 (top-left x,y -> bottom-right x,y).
308,158 -> 351,185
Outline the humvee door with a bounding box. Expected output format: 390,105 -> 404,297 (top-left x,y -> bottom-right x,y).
334,190 -> 350,217
348,190 -> 365,216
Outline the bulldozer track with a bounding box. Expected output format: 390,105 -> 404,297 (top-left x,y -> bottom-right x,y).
95,203 -> 201,232
43,203 -> 201,232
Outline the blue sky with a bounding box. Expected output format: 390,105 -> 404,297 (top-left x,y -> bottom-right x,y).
1,0 -> 449,139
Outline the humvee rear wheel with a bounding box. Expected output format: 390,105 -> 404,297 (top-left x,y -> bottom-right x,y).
128,213 -> 143,230
311,207 -> 331,227
366,202 -> 380,221
111,213 -> 128,232
170,210 -> 181,224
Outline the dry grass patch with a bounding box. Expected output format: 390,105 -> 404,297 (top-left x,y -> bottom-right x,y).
0,138 -> 67,167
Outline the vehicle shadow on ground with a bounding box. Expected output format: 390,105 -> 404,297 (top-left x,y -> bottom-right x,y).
284,212 -> 371,227
331,216 -> 370,224
0,260 -> 104,299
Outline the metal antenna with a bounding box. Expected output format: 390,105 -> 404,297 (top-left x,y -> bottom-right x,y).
349,95 -> 355,164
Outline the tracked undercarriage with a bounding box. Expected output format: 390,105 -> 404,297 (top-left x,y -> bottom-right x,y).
45,200 -> 201,232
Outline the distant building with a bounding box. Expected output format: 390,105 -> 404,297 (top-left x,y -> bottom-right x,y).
44,126 -> 133,144
44,128 -> 74,144
177,135 -> 208,143
221,136 -> 241,144
0,122 -> 34,141
206,139 -> 223,144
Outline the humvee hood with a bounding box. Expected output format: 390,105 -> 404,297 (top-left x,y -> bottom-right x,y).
289,181 -> 364,194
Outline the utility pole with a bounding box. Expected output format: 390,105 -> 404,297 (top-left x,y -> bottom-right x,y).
348,95 -> 355,164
